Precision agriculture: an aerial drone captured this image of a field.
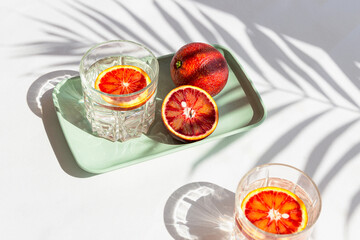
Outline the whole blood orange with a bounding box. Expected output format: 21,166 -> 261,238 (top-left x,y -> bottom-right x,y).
94,65 -> 152,110
161,85 -> 219,142
241,186 -> 308,235
170,42 -> 229,97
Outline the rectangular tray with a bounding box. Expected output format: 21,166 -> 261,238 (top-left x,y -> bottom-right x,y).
52,45 -> 266,173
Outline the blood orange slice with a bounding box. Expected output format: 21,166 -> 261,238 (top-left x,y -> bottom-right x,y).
161,85 -> 218,142
241,186 -> 308,235
94,65 -> 152,109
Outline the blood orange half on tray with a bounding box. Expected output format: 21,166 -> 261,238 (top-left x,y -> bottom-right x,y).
161,85 -> 218,142
94,65 -> 152,110
241,186 -> 308,235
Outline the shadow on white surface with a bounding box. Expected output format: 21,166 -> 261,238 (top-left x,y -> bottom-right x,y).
164,182 -> 235,240
27,70 -> 95,177
17,0 -> 360,237
26,70 -> 78,118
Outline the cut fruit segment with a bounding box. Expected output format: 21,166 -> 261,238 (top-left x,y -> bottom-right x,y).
161,85 -> 218,142
241,186 -> 308,235
94,65 -> 152,110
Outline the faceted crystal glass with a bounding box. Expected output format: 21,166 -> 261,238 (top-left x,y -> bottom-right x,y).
234,163 -> 321,240
79,40 -> 159,142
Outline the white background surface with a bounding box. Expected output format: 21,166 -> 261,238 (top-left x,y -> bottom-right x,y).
1,0 -> 360,239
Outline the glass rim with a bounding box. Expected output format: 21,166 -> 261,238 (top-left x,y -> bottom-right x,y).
236,163 -> 322,238
79,40 -> 159,98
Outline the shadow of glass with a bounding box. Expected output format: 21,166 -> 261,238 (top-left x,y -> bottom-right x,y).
27,71 -> 95,178
164,182 -> 235,240
26,70 -> 79,118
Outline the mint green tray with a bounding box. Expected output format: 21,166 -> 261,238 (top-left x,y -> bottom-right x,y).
52,45 -> 266,173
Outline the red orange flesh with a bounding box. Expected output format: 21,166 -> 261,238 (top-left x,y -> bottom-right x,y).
94,65 -> 151,109
161,85 -> 218,142
241,186 -> 308,235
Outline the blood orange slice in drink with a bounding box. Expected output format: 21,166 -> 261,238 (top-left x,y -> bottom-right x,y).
161,85 -> 218,142
241,186 -> 308,235
94,65 -> 152,110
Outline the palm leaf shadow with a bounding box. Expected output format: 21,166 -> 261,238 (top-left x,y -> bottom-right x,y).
246,26 -> 319,95
174,1 -> 218,44
17,40 -> 84,57
318,140 -> 360,192
198,6 -> 334,101
54,4 -> 107,42
18,1 -> 359,197
26,16 -> 90,41
286,38 -> 360,109
68,1 -> 124,40
71,0 -> 161,54
195,0 -> 351,108
197,9 -> 271,86
16,4 -> 104,61
189,94 -> 301,173
194,0 -> 360,93
17,14 -> 88,58
153,0 -> 192,44
253,109 -> 331,168
20,0 -> 175,68
113,0 -> 174,52
346,188 -> 360,236
43,30 -> 80,42
304,118 -> 360,178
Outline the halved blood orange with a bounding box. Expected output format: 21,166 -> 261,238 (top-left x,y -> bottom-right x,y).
161,85 -> 218,142
241,186 -> 308,235
94,65 -> 152,109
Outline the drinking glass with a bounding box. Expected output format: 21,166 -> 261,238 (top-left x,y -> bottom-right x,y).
79,40 -> 159,142
234,163 -> 321,240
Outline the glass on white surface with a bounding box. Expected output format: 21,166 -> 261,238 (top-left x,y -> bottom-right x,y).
234,163 -> 321,240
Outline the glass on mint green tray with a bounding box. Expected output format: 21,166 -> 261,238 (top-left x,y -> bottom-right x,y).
79,40 -> 159,142
53,44 -> 266,173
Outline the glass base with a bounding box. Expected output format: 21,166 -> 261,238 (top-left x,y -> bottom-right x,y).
84,93 -> 156,142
